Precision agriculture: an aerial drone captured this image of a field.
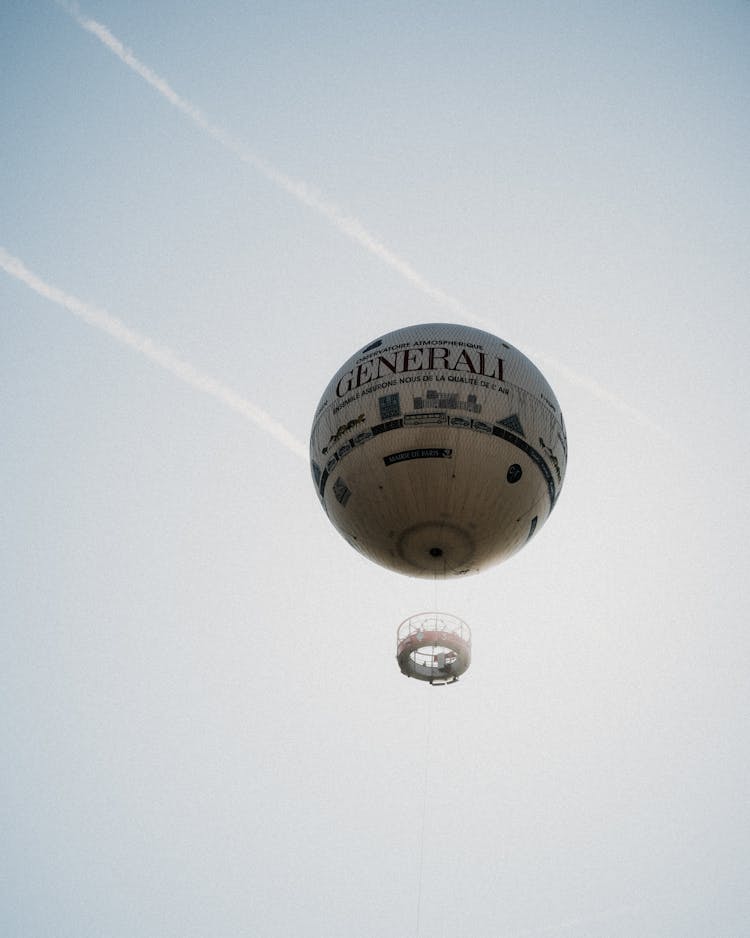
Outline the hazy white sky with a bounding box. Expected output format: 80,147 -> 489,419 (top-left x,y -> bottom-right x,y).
2,2 -> 749,936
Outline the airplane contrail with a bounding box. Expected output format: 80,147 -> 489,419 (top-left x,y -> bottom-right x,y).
59,2 -> 665,438
59,1 -> 469,319
0,247 -> 308,461
460,308 -> 670,440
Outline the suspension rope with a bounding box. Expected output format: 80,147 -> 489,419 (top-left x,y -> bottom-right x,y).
414,684 -> 432,937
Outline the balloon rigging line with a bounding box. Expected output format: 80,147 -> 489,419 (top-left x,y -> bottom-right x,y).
414,686 -> 433,938
0,248 -> 308,461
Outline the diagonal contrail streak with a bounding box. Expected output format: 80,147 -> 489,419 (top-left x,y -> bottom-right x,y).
459,308 -> 670,441
60,1 -> 469,319
59,2 -> 665,437
0,247 -> 307,461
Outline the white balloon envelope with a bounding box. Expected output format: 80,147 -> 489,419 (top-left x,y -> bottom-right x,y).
310,323 -> 567,578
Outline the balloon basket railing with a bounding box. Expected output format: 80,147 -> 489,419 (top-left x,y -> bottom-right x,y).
396,612 -> 471,685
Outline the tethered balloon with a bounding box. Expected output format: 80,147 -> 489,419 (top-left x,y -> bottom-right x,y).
310,323 -> 566,579
310,323 -> 567,683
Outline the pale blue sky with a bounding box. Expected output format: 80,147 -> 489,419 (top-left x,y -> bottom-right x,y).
2,2 -> 749,936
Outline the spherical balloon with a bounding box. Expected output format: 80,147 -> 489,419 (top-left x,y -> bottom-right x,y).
310,323 -> 567,577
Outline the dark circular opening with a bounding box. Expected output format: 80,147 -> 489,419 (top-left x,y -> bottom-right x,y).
429,547 -> 443,557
